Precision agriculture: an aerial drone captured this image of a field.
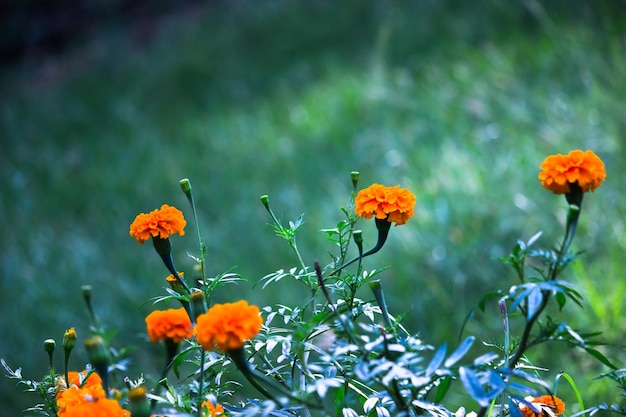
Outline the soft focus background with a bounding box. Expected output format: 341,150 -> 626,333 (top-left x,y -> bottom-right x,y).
1,0 -> 625,415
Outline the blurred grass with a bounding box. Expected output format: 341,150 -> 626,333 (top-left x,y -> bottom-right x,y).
2,0 -> 626,414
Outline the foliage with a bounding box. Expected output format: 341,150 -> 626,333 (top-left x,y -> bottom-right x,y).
3,162 -> 625,416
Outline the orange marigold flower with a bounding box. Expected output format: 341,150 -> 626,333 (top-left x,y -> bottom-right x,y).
57,385 -> 107,415
129,204 -> 186,244
195,300 -> 263,352
201,400 -> 227,416
57,370 -> 102,392
355,183 -> 416,226
519,395 -> 565,417
60,396 -> 130,417
538,149 -> 606,194
145,307 -> 193,343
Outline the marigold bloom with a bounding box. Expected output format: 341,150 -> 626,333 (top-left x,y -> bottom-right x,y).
129,204 -> 186,243
195,300 -> 263,352
57,385 -> 107,415
145,308 -> 193,344
59,396 -> 130,417
538,150 -> 606,194
57,370 -> 102,391
519,395 -> 565,417
355,183 -> 416,226
202,400 -> 226,416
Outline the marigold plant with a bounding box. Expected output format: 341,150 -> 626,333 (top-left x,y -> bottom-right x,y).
129,204 -> 187,243
519,395 -> 566,417
538,149 -> 606,194
194,300 -> 263,352
355,183 -> 416,225
145,307 -> 193,343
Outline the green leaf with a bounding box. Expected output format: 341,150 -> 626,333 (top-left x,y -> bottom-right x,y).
434,376 -> 452,403
585,347 -> 618,369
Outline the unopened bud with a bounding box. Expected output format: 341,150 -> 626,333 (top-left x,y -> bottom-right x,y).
179,178 -> 192,196
44,339 -> 56,354
62,328 -> 77,351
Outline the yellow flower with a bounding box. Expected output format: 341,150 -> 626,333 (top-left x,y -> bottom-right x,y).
355,183 -> 416,226
201,400 -> 227,416
538,150 -> 606,194
145,308 -> 193,344
519,395 -> 565,417
195,301 -> 263,352
129,204 -> 186,244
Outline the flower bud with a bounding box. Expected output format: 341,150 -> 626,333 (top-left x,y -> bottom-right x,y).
128,386 -> 151,417
260,195 -> 270,211
179,178 -> 192,196
190,290 -> 208,323
44,339 -> 56,369
351,171 -> 360,190
62,328 -> 77,351
85,336 -> 110,393
44,339 -> 56,353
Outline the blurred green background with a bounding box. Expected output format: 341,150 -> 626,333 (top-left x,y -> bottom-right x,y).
2,0 -> 625,415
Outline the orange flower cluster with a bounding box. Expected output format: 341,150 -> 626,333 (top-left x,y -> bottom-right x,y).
145,307 -> 193,344
59,398 -> 130,417
538,150 -> 606,194
195,300 -> 263,352
201,400 -> 227,416
519,395 -> 565,417
355,183 -> 416,226
129,204 -> 186,243
57,370 -> 128,417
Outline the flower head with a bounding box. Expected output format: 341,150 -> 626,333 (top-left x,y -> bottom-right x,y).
145,308 -> 193,344
129,204 -> 186,244
195,300 -> 263,352
201,400 -> 227,416
355,183 -> 416,226
538,150 -> 606,194
59,395 -> 129,417
57,370 -> 102,391
519,395 -> 565,417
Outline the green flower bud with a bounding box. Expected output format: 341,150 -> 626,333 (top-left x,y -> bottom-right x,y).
44,339 -> 56,354
62,328 -> 77,351
179,178 -> 192,196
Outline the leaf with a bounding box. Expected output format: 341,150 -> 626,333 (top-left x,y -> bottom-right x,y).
585,348 -> 618,369
459,367 -> 489,407
434,376 -> 452,403
426,344 -> 447,376
445,336 -> 474,368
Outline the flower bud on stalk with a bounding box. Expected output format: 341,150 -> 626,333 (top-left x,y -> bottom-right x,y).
128,386 -> 151,417
62,328 -> 77,389
43,339 -> 55,369
84,336 -> 110,394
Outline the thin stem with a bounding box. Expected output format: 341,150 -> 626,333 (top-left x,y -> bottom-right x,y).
197,350 -> 205,417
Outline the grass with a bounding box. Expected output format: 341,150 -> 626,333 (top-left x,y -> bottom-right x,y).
2,0 -> 626,414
